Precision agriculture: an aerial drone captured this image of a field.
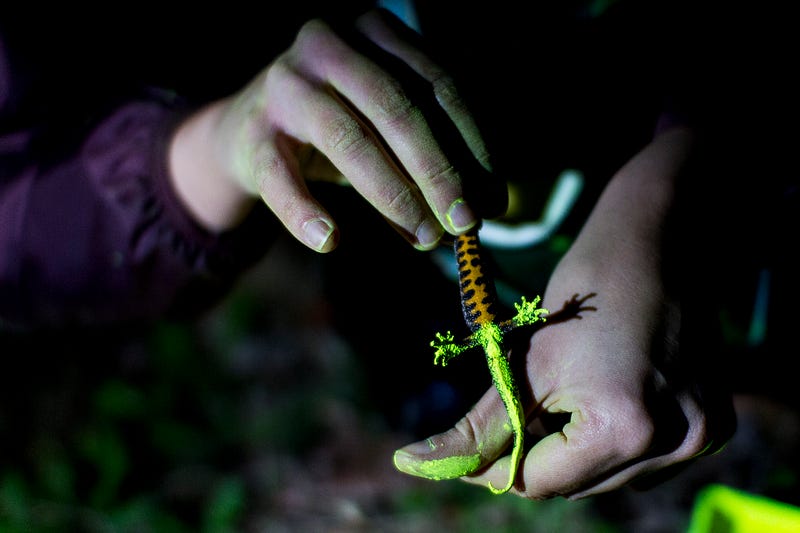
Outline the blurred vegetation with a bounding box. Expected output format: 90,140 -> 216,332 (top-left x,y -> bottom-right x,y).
0,297 -> 608,532
0,237 -> 618,533
2,234 -> 798,533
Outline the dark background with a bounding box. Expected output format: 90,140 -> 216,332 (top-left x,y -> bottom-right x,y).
2,0 -> 798,531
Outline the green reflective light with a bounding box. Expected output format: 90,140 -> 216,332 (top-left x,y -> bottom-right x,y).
689,484 -> 800,533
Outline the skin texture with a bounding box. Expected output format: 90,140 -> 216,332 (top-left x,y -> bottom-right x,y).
168,8 -> 506,252
394,127 -> 736,499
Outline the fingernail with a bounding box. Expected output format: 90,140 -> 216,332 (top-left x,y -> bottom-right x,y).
402,439 -> 438,457
303,218 -> 335,252
393,449 -> 420,475
446,198 -> 476,233
415,219 -> 444,250
394,449 -> 420,467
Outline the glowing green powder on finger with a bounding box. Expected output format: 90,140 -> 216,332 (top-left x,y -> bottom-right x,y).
393,450 -> 483,480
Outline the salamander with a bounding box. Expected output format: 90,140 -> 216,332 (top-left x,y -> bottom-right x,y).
431,223 -> 548,494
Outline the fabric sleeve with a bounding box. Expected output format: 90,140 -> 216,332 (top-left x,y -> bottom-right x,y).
0,96 -> 276,331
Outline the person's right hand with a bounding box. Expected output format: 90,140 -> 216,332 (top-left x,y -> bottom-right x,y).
170,8 -> 506,252
393,126 -> 737,499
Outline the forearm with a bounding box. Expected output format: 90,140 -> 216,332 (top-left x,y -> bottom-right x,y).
543,125 -> 695,341
569,126 -> 693,274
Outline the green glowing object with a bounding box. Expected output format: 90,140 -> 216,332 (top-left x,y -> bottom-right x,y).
398,227 -> 548,495
688,484 -> 800,533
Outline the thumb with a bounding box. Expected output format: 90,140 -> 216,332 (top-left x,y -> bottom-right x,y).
393,387 -> 514,481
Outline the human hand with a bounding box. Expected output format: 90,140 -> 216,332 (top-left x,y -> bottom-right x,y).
170,8 -> 505,252
393,127 -> 736,498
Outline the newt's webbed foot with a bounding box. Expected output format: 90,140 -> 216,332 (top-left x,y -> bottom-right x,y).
431,331 -> 474,366
512,295 -> 549,328
498,295 -> 550,332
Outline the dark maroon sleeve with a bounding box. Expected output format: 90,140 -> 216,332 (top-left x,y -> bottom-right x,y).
0,38 -> 275,330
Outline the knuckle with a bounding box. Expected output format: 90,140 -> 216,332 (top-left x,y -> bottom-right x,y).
296,18 -> 331,46
265,54 -> 296,86
370,76 -> 416,123
618,424 -> 656,460
319,115 -> 369,156
582,403 -> 655,460
385,185 -> 420,219
413,156 -> 457,193
613,408 -> 657,459
250,148 -> 286,193
266,52 -> 317,99
431,73 -> 462,112
425,161 -> 458,188
454,414 -> 480,443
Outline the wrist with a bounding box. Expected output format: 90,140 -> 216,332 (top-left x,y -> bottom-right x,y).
168,101 -> 257,232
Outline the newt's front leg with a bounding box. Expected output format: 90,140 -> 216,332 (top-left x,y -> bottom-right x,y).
428,227 -> 547,494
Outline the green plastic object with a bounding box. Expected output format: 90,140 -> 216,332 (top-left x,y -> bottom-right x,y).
688,484 -> 800,533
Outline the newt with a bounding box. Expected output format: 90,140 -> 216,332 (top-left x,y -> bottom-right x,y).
429,224 -> 548,494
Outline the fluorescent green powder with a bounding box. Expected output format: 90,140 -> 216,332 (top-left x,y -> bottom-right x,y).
393,450 -> 483,480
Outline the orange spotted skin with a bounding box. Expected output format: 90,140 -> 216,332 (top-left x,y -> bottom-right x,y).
455,226 -> 499,332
